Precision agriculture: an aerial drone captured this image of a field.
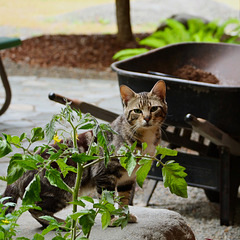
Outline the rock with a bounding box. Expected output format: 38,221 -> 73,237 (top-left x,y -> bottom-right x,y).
89,206 -> 196,240
16,205 -> 195,240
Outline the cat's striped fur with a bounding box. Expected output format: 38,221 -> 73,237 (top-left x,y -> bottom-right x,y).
2,80 -> 167,227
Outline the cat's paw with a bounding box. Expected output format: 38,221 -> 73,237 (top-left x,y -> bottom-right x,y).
128,213 -> 137,223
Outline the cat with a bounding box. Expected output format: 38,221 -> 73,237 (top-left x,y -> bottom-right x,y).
2,80 -> 167,227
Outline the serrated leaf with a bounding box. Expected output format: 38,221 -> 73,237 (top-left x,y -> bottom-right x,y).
102,190 -> 115,205
45,169 -> 71,192
7,154 -> 25,184
56,158 -> 77,178
156,146 -> 178,159
136,159 -> 152,187
120,153 -> 136,177
22,175 -> 41,205
72,153 -> 99,164
0,139 -> 12,158
14,155 -> 38,170
79,211 -> 95,236
45,118 -> 56,142
31,127 -> 44,143
162,161 -> 188,198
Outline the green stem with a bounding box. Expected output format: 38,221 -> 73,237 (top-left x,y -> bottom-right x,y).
71,162 -> 83,240
70,118 -> 83,240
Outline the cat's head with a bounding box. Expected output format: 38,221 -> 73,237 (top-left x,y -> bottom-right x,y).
120,80 -> 167,129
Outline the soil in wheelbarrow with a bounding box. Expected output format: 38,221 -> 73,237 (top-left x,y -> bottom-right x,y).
173,64 -> 220,84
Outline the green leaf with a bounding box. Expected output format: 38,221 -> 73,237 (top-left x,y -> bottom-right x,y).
32,233 -> 44,240
45,118 -> 56,142
31,127 -> 44,143
136,158 -> 152,187
69,200 -> 86,208
72,153 -> 98,164
0,138 -> 12,158
56,158 -> 77,178
14,155 -> 38,170
130,141 -> 137,152
120,153 -> 136,177
101,211 -> 111,230
0,232 -> 5,240
156,146 -> 178,159
79,211 -> 96,236
45,169 -> 71,192
142,142 -> 148,152
78,196 -> 94,204
101,190 -> 115,205
78,123 -> 95,130
112,215 -> 128,229
97,131 -> 110,166
7,154 -> 25,184
0,176 -> 7,181
139,37 -> 166,48
112,48 -> 149,60
39,216 -> 61,235
22,175 -> 42,205
162,160 -> 188,198
52,237 -> 66,240
19,133 -> 27,142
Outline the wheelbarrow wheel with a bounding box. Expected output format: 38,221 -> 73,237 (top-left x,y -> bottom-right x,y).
204,189 -> 220,203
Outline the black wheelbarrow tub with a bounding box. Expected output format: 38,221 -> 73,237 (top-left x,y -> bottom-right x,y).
111,42 -> 240,137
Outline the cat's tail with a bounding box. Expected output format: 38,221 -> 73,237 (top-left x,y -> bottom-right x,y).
2,183 -> 20,213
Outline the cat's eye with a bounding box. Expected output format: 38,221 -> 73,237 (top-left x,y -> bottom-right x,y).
150,106 -> 158,112
133,109 -> 142,114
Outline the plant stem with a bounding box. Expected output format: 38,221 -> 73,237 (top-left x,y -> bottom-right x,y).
71,162 -> 83,240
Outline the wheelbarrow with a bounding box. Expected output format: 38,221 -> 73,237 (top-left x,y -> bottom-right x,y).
49,42 -> 240,225
110,42 -> 240,226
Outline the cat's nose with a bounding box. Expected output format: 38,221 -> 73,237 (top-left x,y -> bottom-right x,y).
144,116 -> 151,122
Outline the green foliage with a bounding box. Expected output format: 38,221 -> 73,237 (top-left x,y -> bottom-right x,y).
0,196 -> 40,240
113,18 -> 240,60
0,103 -> 188,239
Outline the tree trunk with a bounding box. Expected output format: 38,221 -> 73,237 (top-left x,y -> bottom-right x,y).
115,0 -> 133,43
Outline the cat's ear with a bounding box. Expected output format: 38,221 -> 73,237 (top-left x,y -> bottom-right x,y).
120,85 -> 136,106
150,80 -> 166,101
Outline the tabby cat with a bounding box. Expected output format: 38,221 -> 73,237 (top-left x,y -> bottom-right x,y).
2,80 -> 167,227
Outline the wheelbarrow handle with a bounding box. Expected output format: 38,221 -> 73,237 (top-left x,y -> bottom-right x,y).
48,93 -> 119,123
185,113 -> 240,156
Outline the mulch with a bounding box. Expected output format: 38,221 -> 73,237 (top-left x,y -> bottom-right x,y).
1,34 -> 148,71
2,33 -> 221,84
